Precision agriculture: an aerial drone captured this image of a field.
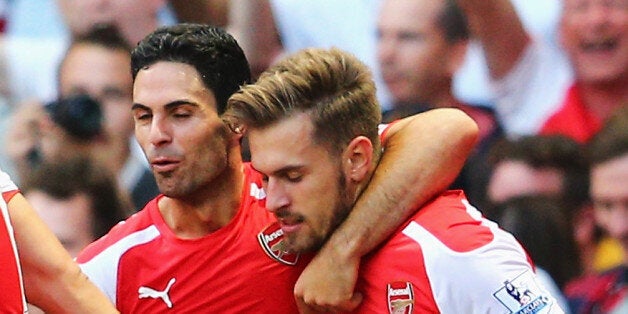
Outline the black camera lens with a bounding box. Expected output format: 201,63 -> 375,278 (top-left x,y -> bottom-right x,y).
45,94 -> 103,141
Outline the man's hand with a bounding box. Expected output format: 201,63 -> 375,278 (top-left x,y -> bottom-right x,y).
294,243 -> 363,313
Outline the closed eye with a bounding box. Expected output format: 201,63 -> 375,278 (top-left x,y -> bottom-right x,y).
285,171 -> 302,183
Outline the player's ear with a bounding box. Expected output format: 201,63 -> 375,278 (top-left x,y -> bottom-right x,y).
343,136 -> 373,182
224,119 -> 246,143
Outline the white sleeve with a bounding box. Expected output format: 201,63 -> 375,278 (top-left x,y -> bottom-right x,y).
0,169 -> 18,193
78,225 -> 160,306
491,38 -> 572,137
403,220 -> 565,313
535,267 -> 572,314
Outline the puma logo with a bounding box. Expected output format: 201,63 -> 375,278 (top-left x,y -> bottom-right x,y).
138,278 -> 176,308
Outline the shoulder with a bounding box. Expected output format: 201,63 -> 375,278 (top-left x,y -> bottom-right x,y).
406,191 -> 497,253
76,200 -> 159,263
75,202 -> 162,306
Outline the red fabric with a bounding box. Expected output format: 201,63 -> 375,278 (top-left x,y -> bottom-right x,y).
351,191 -> 556,313
0,192 -> 26,313
564,266 -> 627,314
78,163 -> 311,313
2,190 -> 20,203
540,84 -> 602,143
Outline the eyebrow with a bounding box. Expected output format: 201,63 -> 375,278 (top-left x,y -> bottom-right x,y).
251,163 -> 303,177
131,100 -> 199,111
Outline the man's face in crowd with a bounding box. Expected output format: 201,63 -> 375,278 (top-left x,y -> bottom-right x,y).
59,43 -> 134,143
487,160 -> 564,204
57,0 -> 164,43
132,61 -> 234,198
560,0 -> 628,85
590,153 -> 628,252
27,190 -> 95,257
377,0 -> 461,104
249,112 -> 353,253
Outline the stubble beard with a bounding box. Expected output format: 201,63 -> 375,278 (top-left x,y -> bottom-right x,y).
289,172 -> 353,253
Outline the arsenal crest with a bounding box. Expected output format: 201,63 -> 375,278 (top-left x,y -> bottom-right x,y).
258,222 -> 299,265
387,282 -> 415,314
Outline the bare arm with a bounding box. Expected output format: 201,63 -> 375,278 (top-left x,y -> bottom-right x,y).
295,108 -> 479,312
227,0 -> 284,78
456,0 -> 530,79
8,193 -> 118,313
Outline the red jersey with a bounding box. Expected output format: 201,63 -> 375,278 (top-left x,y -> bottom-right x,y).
0,190 -> 26,313
352,191 -> 564,314
77,164 -> 309,313
540,84 -> 602,143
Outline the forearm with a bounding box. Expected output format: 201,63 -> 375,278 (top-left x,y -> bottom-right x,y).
455,0 -> 529,79
325,108 -> 478,258
9,195 -> 117,313
227,0 -> 284,78
24,260 -> 117,314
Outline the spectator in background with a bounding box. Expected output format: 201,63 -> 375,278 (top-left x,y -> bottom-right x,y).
565,106 -> 628,314
22,157 -> 130,257
455,0 -> 627,141
5,93 -> 105,180
6,25 -> 159,209
496,195 -> 581,312
0,0 -> 175,182
228,0 -> 393,109
2,0 -> 171,105
376,0 -> 503,206
485,134 -> 623,275
228,0 -> 565,112
56,24 -> 159,209
486,135 -> 589,215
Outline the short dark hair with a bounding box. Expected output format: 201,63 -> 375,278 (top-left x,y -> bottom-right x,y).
131,23 -> 251,114
58,23 -> 132,93
488,134 -> 590,209
438,0 -> 469,42
21,157 -> 130,239
72,23 -> 133,51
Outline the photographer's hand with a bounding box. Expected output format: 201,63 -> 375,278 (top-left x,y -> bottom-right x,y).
5,101 -> 46,174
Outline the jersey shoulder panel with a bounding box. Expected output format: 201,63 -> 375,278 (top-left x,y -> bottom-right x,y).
414,190 -> 495,252
400,192 -> 563,313
76,198 -> 162,305
77,197 -> 160,262
0,198 -> 26,313
355,191 -> 565,313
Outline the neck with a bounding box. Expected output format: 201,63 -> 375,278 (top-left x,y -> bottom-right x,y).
160,148 -> 245,239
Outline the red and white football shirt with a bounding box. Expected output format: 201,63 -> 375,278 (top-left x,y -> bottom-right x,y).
77,164 -> 309,313
0,190 -> 27,313
353,191 -> 564,314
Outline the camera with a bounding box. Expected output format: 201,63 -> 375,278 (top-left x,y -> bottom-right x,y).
45,93 -> 104,141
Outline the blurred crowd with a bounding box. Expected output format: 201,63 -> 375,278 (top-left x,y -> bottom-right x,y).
0,0 -> 624,313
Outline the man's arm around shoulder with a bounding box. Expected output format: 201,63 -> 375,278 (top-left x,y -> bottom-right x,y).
295,108 -> 479,312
